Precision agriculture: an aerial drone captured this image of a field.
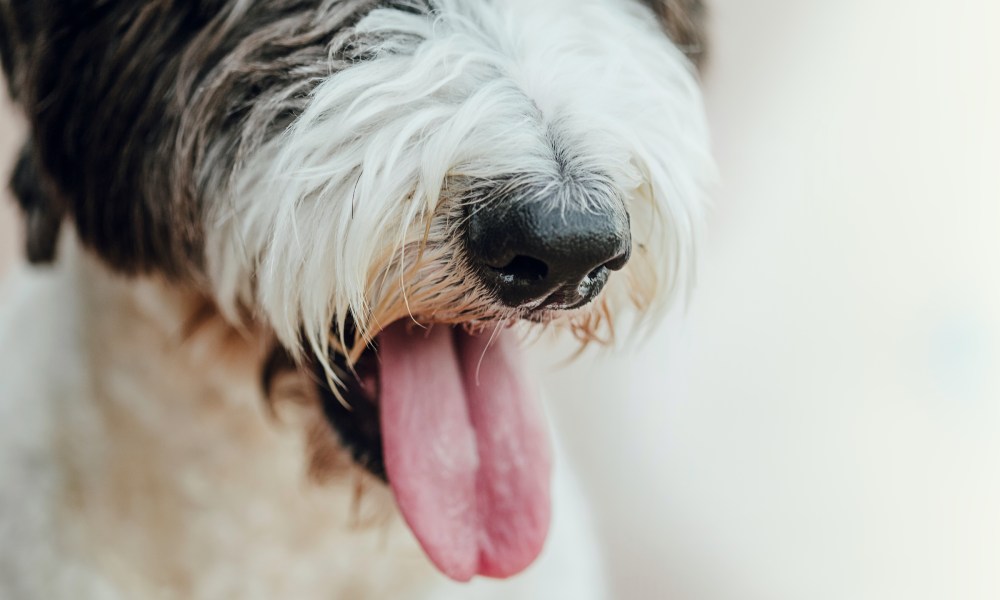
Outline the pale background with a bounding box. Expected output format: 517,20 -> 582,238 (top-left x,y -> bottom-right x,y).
2,0 -> 998,598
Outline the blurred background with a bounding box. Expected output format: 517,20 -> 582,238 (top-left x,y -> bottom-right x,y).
2,0 -> 998,598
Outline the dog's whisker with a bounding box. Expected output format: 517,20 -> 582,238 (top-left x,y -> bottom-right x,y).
474,320 -> 505,387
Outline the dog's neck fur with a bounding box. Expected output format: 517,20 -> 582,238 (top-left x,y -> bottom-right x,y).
1,238 -> 608,600
9,240 -> 438,598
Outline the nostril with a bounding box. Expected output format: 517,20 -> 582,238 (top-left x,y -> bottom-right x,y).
464,189 -> 631,308
490,255 -> 548,283
604,251 -> 630,272
586,265 -> 608,282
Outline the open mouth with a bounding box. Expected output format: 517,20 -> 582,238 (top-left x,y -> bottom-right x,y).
313,320 -> 552,582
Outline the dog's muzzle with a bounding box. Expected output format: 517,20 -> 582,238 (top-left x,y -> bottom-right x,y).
308,187 -> 632,582
464,196 -> 631,310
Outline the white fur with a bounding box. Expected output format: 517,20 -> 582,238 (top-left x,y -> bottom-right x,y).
0,243 -> 607,599
207,0 -> 711,366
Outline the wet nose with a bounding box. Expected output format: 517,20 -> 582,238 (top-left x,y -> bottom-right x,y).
464,197 -> 631,309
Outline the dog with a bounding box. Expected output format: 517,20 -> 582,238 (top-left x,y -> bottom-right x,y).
0,0 -> 711,597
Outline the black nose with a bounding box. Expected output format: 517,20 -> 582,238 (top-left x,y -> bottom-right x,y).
465,197 -> 631,309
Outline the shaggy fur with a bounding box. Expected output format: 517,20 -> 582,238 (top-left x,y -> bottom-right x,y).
0,0 -> 711,597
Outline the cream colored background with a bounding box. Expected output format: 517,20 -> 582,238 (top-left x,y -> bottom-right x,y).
2,0 -> 998,598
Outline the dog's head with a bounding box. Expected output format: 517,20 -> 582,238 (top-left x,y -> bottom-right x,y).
2,0 -> 710,582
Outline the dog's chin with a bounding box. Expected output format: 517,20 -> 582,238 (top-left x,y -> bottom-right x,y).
311,317 -> 553,582
312,324 -> 454,483
311,302 -> 600,482
314,340 -> 386,480
311,312 -> 574,481
312,319 -> 522,481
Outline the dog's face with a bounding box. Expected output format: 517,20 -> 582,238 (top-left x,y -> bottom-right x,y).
2,0 -> 710,583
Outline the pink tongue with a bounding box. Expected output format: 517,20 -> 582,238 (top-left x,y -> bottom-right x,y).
378,322 -> 552,582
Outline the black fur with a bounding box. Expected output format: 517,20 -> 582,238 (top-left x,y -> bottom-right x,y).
11,142 -> 61,263
0,0 -> 387,277
0,0 -> 706,277
640,0 -> 709,66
